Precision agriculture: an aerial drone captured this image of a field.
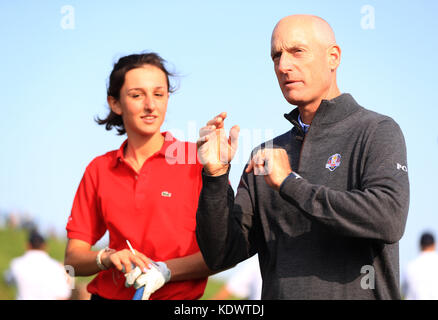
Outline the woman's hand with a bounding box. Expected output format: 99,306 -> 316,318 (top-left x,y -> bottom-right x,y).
102,249 -> 152,273
64,239 -> 154,276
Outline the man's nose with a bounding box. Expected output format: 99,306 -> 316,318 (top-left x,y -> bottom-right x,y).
277,53 -> 294,73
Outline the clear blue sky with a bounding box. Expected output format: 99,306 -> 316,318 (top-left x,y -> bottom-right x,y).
0,0 -> 437,280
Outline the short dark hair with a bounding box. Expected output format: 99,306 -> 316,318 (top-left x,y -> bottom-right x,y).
28,229 -> 45,250
420,232 -> 435,249
96,52 -> 177,135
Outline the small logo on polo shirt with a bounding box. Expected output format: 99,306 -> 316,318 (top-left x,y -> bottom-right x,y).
326,153 -> 341,171
397,163 -> 408,172
161,191 -> 172,197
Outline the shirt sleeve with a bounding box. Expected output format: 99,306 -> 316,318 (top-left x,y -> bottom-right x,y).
278,118 -> 410,244
66,161 -> 107,245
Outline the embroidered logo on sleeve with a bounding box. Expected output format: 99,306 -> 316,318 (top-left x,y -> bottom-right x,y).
161,191 -> 172,197
326,153 -> 342,171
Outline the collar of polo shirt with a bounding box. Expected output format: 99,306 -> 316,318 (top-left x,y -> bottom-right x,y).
112,131 -> 178,168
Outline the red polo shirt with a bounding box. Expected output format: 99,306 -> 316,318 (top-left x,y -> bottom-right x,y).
66,132 -> 207,300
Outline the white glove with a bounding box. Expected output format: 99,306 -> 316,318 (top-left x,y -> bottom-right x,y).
124,266 -> 142,288
133,265 -> 166,300
124,262 -> 171,300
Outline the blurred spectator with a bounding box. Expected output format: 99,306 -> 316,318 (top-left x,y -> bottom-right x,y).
70,283 -> 91,300
0,212 -> 6,228
212,256 -> 262,300
7,212 -> 20,229
20,213 -> 37,231
4,229 -> 72,300
402,232 -> 438,299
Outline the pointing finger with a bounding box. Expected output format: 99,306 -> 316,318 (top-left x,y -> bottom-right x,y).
246,149 -> 262,173
245,159 -> 254,173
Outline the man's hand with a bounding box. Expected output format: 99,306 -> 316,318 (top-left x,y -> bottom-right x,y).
245,148 -> 293,191
197,112 -> 240,176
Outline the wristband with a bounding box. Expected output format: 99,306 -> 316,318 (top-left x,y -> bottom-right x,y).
96,247 -> 110,270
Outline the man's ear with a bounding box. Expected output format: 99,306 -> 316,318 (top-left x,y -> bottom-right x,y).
107,96 -> 122,115
327,45 -> 341,71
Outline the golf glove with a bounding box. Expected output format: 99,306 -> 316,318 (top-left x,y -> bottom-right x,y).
124,261 -> 171,300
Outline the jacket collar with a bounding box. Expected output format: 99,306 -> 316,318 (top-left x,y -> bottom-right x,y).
284,93 -> 361,128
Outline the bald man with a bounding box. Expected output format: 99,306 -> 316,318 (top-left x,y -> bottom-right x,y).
196,15 -> 409,299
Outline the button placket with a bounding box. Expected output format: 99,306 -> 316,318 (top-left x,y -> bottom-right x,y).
135,162 -> 152,209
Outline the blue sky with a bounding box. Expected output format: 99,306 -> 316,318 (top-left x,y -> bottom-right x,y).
0,0 -> 437,279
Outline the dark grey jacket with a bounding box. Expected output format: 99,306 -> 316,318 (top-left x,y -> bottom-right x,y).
196,93 -> 410,299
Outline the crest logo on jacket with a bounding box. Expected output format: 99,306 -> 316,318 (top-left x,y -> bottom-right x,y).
326,153 -> 341,171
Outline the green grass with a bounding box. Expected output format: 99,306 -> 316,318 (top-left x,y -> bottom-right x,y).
201,278 -> 226,300
0,227 -> 231,300
0,227 -> 26,299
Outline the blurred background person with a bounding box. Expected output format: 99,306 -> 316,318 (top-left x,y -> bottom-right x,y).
4,229 -> 71,300
402,232 -> 438,300
212,256 -> 262,300
69,282 -> 91,300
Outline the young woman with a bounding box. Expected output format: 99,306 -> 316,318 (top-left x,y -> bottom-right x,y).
64,53 -> 214,300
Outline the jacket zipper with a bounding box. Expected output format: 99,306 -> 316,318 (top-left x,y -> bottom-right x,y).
290,119 -> 308,173
297,132 -> 307,173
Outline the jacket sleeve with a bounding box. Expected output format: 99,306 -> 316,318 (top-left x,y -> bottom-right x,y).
279,118 -> 410,244
196,168 -> 260,271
